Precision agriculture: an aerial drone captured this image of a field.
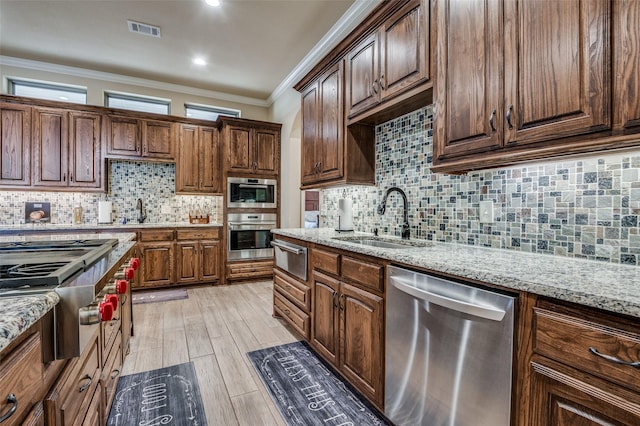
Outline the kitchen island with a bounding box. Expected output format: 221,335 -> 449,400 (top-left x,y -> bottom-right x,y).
0,232 -> 136,353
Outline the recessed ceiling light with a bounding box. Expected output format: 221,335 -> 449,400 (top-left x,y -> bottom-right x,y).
193,57 -> 207,66
204,0 -> 221,7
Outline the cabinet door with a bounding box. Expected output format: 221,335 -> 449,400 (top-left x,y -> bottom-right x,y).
346,32 -> 379,117
504,0 -> 611,146
106,116 -> 141,157
227,125 -> 252,172
143,119 -> 174,159
200,239 -> 220,282
0,102 -> 31,186
254,128 -> 278,175
380,0 -> 428,100
176,124 -> 199,193
433,0 -> 503,160
613,0 -> 640,132
339,282 -> 384,407
318,62 -> 344,182
311,271 -> 340,365
68,111 -> 101,189
139,243 -> 174,287
176,241 -> 199,285
530,358 -> 640,425
32,107 -> 68,187
301,83 -> 319,185
199,126 -> 221,193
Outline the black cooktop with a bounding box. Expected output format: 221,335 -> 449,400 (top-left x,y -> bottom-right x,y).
0,239 -> 119,289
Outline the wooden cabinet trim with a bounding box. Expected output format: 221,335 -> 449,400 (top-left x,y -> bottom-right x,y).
138,230 -> 175,242
273,269 -> 311,313
274,291 -> 310,339
311,248 -> 341,276
341,255 -> 384,293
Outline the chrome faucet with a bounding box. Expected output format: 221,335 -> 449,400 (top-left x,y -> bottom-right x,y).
136,198 -> 147,224
377,187 -> 410,239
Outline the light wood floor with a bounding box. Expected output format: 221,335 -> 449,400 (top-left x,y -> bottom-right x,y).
121,280 -> 299,425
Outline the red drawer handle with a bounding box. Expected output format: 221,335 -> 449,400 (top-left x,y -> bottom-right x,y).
589,347 -> 640,368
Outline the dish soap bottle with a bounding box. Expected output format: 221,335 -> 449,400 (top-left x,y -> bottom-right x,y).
73,204 -> 83,224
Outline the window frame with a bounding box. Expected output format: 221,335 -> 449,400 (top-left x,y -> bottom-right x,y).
184,102 -> 241,121
7,78 -> 87,104
105,91 -> 171,115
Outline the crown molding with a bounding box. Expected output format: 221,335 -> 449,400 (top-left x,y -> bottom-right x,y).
268,0 -> 383,105
0,55 -> 270,107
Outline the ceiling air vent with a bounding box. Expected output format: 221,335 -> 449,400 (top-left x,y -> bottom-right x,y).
127,20 -> 161,38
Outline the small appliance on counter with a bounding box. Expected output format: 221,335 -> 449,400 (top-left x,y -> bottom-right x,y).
98,200 -> 112,224
335,197 -> 353,232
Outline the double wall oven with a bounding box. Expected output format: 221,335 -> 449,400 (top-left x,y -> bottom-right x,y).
227,177 -> 278,261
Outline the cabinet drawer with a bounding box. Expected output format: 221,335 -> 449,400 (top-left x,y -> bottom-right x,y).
0,332 -> 43,426
533,307 -> 640,394
101,315 -> 121,367
341,256 -> 384,292
46,330 -> 100,425
139,230 -> 174,242
176,228 -> 219,240
274,269 -> 311,313
101,335 -> 122,412
312,248 -> 340,276
227,260 -> 273,280
274,291 -> 310,339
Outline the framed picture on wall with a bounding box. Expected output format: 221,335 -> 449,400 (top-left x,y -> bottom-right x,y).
25,202 -> 51,223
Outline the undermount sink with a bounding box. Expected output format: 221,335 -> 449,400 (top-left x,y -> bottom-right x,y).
332,236 -> 431,249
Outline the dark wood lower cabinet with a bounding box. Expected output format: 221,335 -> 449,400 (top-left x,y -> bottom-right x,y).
138,242 -> 174,288
311,271 -> 340,365
530,357 -> 640,425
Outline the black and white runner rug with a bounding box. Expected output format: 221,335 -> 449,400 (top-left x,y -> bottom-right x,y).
248,341 -> 391,426
107,362 -> 207,426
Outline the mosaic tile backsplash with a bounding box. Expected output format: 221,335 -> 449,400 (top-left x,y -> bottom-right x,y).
0,161 -> 222,225
321,105 -> 640,266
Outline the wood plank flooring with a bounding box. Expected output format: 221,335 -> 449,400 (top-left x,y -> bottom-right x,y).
121,280 -> 299,425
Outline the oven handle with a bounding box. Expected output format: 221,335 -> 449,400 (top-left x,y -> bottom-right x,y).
228,223 -> 276,230
238,184 -> 269,189
271,240 -> 304,255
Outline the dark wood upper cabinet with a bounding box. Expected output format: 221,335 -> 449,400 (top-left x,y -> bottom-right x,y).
32,107 -> 102,190
221,119 -> 280,176
105,115 -> 175,161
0,102 -> 31,186
347,0 -> 429,119
503,0 -> 610,146
433,0 -> 503,159
176,124 -> 221,194
433,0 -> 639,173
301,62 -> 345,187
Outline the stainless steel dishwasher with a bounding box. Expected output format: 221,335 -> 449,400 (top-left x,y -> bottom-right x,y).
385,265 -> 516,426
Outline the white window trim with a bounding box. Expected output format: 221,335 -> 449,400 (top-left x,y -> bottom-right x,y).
105,90 -> 171,114
6,77 -> 87,103
185,102 -> 241,119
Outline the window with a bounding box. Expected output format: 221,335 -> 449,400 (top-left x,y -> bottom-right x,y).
185,103 -> 240,121
105,92 -> 170,114
8,78 -> 87,104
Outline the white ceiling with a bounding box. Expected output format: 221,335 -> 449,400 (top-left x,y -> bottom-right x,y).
0,0 -> 361,101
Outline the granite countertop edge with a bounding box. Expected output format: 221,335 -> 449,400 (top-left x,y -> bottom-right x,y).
273,228 -> 640,319
0,222 -> 224,234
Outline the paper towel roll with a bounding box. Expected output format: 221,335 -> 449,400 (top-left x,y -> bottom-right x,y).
337,198 -> 353,231
98,201 -> 112,224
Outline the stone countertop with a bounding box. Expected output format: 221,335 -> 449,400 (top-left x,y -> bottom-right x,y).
0,232 -> 137,243
272,228 -> 640,319
0,233 -> 136,354
0,222 -> 223,234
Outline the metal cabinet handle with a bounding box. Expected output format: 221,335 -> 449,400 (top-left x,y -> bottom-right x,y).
379,74 -> 385,89
339,293 -> 345,310
271,241 -> 304,254
79,374 -> 92,393
372,80 -> 379,94
63,173 -> 66,182
0,394 -> 18,423
110,369 -> 121,379
489,109 -> 497,132
506,105 -> 514,130
390,276 -> 506,321
589,347 -> 640,368
70,173 -> 73,182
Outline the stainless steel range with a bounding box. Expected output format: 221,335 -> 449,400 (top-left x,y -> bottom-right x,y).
0,238 -> 138,360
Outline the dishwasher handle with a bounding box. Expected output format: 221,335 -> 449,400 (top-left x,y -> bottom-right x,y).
271,240 -> 305,255
390,275 -> 506,321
